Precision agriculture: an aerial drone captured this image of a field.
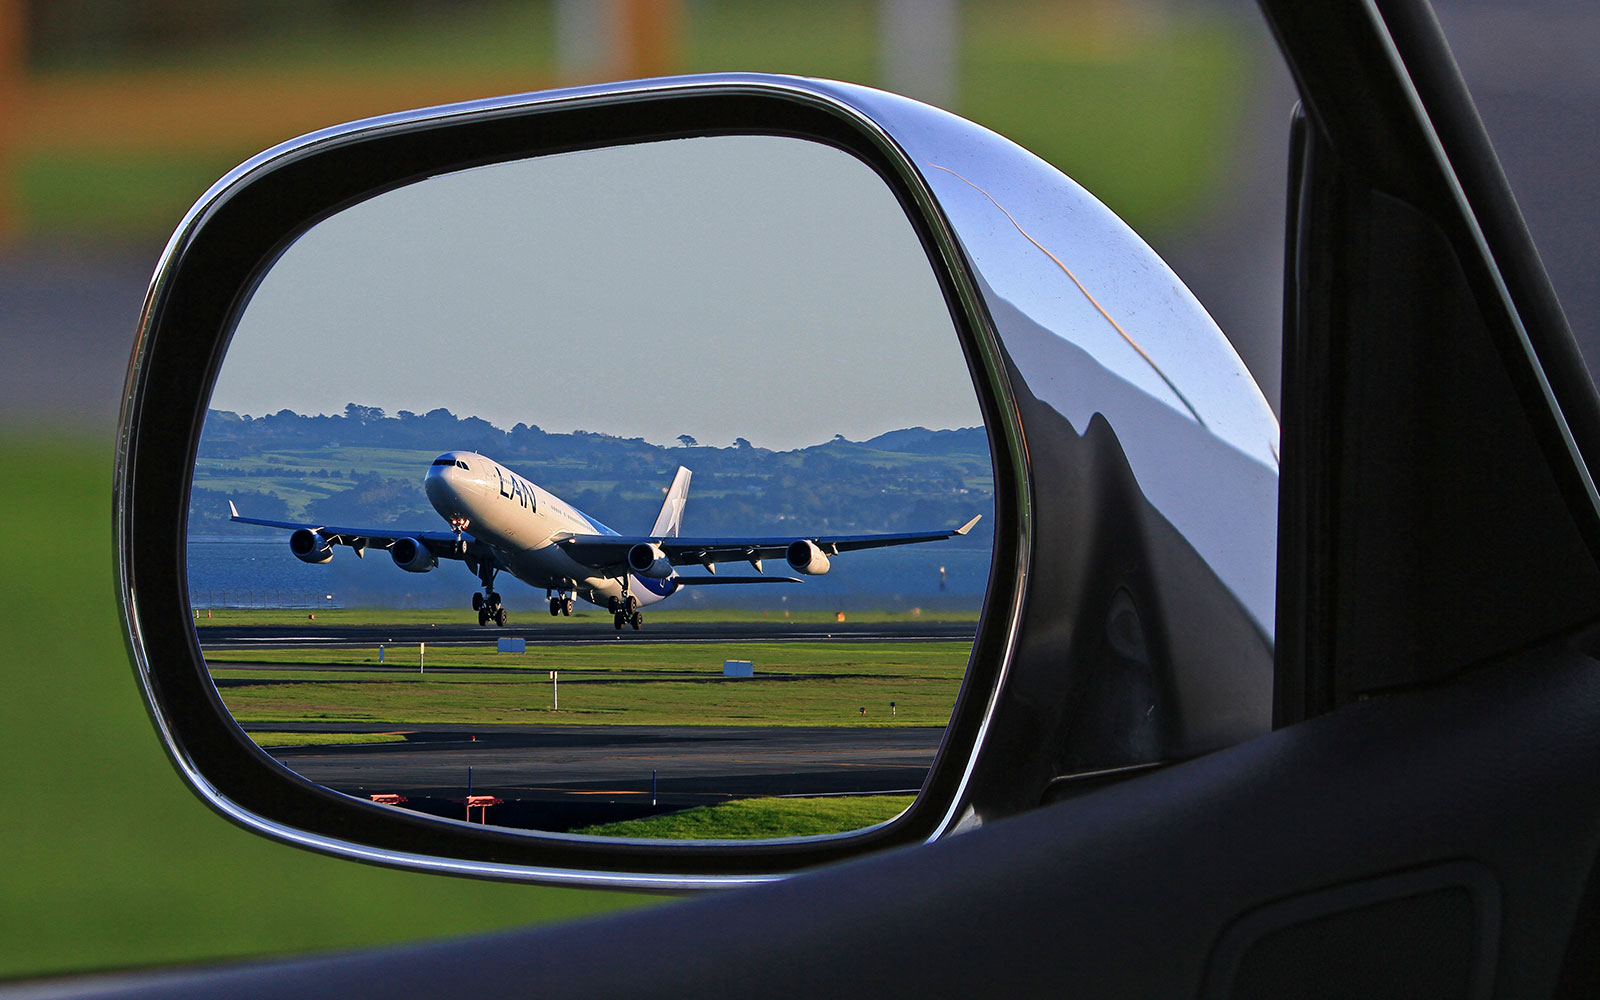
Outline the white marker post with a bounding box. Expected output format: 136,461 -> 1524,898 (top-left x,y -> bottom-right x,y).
551,670 -> 559,711
419,642 -> 425,674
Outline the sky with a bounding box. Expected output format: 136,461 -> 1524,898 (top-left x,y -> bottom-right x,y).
212,134 -> 983,451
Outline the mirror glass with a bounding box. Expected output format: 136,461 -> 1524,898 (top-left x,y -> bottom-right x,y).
188,134 -> 994,840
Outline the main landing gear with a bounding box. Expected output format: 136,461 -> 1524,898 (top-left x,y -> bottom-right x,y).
608,592 -> 642,631
547,591 -> 575,617
472,563 -> 506,626
473,591 -> 506,626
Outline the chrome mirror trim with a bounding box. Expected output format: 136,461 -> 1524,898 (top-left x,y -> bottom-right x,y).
118,71 -> 1276,886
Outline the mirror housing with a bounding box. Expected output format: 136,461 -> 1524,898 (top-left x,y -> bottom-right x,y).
118,73 -> 1277,887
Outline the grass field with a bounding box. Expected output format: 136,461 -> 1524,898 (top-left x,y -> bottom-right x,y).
248,731 -> 408,748
209,641 -> 970,728
574,796 -> 916,839
0,434 -> 650,981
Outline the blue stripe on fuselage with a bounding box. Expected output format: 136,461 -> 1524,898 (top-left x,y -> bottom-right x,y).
635,574 -> 677,598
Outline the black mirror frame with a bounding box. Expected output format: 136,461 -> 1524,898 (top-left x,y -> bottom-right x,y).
115,80 -> 1031,888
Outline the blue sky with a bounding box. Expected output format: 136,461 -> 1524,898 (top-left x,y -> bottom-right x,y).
213,134 -> 983,450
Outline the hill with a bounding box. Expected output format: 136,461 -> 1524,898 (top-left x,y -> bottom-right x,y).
191,405 -> 994,543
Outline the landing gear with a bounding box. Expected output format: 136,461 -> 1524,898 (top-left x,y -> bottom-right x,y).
610,597 -> 642,631
476,595 -> 506,626
547,590 -> 577,617
473,562 -> 505,626
607,579 -> 642,631
607,593 -> 640,616
449,517 -> 469,557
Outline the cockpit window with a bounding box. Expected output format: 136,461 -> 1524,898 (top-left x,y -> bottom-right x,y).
456,460 -> 469,470
431,457 -> 454,466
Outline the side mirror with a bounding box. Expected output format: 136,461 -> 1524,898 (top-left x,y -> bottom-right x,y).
118,73 -> 1278,888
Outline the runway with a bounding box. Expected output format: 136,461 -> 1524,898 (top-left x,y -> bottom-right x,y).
212,619 -> 965,831
258,722 -> 942,832
200,619 -> 976,649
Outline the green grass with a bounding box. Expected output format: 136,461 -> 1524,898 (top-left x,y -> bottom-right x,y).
683,1 -> 1248,232
0,433 -> 650,982
208,641 -> 969,728
959,15 -> 1245,230
16,151 -> 242,241
574,795 -> 916,839
248,731 -> 408,748
200,445 -> 442,482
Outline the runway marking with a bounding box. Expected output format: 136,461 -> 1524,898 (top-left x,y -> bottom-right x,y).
728,759 -> 889,767
560,790 -> 649,796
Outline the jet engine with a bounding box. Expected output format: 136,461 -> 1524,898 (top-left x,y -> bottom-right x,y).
786,539 -> 832,575
390,537 -> 437,573
289,528 -> 333,564
627,542 -> 674,578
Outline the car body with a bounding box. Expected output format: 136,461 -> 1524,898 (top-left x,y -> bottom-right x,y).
9,0 -> 1600,996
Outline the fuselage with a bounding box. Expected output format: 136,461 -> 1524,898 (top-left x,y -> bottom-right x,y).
422,451 -> 676,609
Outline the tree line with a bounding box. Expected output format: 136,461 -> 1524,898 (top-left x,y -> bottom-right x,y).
193,405 -> 993,541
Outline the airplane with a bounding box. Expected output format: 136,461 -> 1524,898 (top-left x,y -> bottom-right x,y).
228,450 -> 982,630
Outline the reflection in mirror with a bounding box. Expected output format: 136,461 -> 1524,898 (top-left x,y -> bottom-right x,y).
187,135 -> 993,840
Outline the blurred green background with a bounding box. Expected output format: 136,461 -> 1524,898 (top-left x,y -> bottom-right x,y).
0,0 -> 1273,983
10,0 -> 1249,241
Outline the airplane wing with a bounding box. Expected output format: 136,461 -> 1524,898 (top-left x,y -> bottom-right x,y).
553,515 -> 982,575
673,575 -> 803,585
227,502 -> 486,562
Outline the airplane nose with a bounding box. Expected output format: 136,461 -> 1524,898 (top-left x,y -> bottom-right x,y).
425,461 -> 462,505
426,457 -> 487,511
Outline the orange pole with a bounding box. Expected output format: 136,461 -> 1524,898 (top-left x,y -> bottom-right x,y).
0,0 -> 22,243
619,0 -> 682,80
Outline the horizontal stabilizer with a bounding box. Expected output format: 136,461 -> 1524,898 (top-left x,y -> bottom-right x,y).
674,575 -> 801,585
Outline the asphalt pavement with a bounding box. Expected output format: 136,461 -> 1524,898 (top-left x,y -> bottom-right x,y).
259,722 -> 943,833
199,619 -> 977,649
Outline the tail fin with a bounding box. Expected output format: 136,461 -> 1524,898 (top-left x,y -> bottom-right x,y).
650,466 -> 692,538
